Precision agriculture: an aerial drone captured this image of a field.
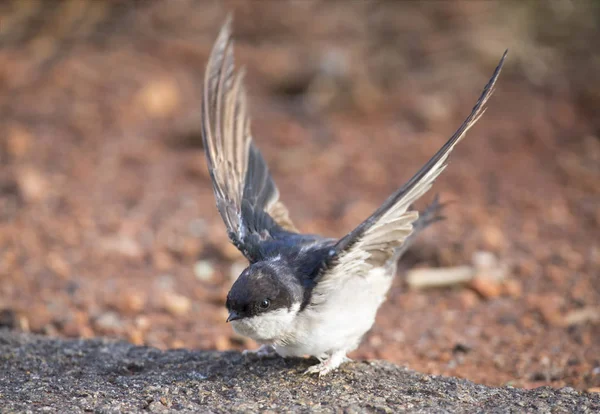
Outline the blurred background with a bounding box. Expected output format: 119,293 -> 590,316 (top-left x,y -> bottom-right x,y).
1,0 -> 599,390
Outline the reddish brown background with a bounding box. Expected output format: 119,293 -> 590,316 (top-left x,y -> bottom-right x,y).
1,0 -> 599,390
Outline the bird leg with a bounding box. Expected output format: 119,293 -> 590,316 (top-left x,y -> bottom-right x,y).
304,351 -> 351,377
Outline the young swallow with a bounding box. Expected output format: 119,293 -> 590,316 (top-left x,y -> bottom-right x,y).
201,17 -> 506,376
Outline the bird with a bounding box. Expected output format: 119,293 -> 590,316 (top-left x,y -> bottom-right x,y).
201,17 -> 506,377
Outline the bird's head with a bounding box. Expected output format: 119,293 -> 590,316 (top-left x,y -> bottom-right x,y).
225,259 -> 300,342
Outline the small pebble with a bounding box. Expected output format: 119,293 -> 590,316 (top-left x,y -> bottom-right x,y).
472,251 -> 498,270
162,292 -> 192,316
46,253 -> 70,279
94,311 -> 123,332
194,260 -> 215,282
136,77 -> 180,117
157,274 -> 175,290
118,291 -> 146,314
16,168 -> 49,203
214,335 -> 231,351
562,307 -> 600,326
503,279 -> 523,298
6,124 -> 32,158
472,251 -> 507,282
153,250 -> 174,271
170,339 -> 185,349
469,277 -> 502,299
459,289 -> 480,308
481,225 -> 507,251
135,316 -> 151,331
100,235 -> 144,259
128,329 -> 145,345
188,219 -> 207,237
181,238 -> 203,258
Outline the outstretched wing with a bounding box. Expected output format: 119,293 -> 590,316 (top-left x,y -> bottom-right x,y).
202,17 -> 297,261
314,51 -> 507,292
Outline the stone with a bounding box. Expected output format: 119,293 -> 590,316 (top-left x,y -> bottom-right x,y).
162,292 -> 192,316
0,332 -> 598,413
193,260 -> 216,282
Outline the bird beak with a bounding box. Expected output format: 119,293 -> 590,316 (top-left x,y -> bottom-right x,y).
226,311 -> 241,323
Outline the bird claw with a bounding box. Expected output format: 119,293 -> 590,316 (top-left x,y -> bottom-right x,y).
303,362 -> 334,377
303,354 -> 351,377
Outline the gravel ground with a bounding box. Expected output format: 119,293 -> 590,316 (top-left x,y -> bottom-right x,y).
1,331 -> 599,413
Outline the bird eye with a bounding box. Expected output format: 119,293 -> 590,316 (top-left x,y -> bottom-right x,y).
259,299 -> 270,309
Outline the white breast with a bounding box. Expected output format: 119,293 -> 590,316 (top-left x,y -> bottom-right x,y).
274,265 -> 395,358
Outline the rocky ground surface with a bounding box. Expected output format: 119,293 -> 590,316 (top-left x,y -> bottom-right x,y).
1,0 -> 599,391
1,331 -> 599,413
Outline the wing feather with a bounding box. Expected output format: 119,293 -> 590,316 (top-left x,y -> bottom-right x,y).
316,51 -> 507,287
202,17 -> 298,259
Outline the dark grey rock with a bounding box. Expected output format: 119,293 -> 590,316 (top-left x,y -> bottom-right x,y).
0,331 -> 598,413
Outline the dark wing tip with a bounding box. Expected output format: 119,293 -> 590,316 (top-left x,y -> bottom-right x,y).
486,49 -> 508,91
497,49 -> 508,76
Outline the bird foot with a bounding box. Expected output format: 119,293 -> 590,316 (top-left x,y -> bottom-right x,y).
303,353 -> 351,377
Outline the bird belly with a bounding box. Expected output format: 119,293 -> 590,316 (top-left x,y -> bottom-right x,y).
275,266 -> 395,358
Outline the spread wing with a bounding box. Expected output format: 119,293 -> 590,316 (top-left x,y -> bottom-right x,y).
202,17 -> 297,261
313,51 -> 507,294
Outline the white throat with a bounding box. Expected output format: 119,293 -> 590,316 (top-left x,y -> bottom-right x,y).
231,303 -> 300,343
